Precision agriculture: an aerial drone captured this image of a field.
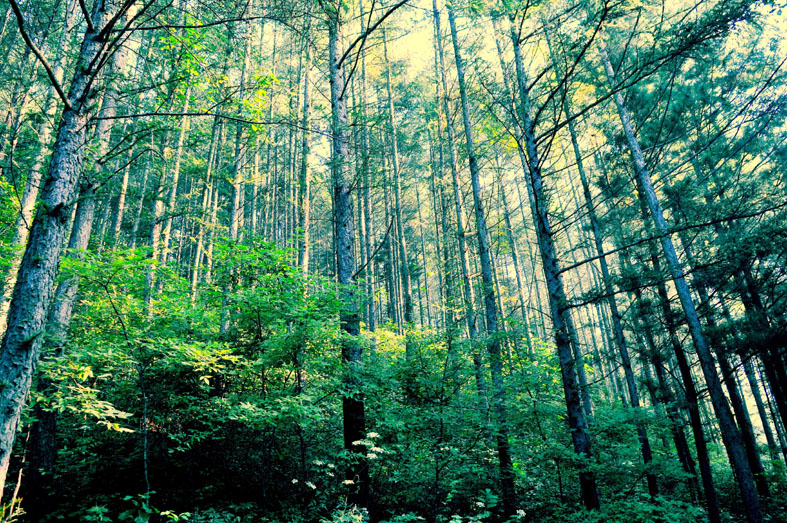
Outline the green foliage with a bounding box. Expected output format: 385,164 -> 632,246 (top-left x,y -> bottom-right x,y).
556,495 -> 706,523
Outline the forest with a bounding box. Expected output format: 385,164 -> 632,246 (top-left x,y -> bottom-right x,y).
0,0 -> 786,520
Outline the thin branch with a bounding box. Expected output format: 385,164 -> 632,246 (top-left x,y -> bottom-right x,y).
352,218 -> 394,280
556,200 -> 787,276
92,111 -> 330,136
78,0 -> 95,33
339,0 -> 377,100
115,13 -> 297,33
337,0 -> 411,69
8,0 -> 72,111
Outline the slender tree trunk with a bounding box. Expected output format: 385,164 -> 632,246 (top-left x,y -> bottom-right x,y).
738,268 -> 787,440
382,29 -> 414,333
328,11 -> 369,509
144,151 -> 167,313
359,0 -> 375,333
446,4 -> 516,514
743,357 -> 783,465
190,115 -> 221,304
0,44 -> 35,181
205,170 -> 221,285
636,311 -> 700,497
498,180 -> 533,354
110,145 -> 135,249
129,148 -> 151,250
508,15 -> 599,510
415,185 -> 432,327
159,86 -> 192,269
431,1 -> 490,408
678,235 -> 770,498
553,64 -> 658,494
220,29 -> 253,335
297,31 -> 311,274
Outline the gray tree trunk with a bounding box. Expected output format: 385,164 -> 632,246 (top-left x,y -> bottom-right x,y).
190,115 -> 221,304
0,0 -> 129,497
549,31 -> 657,491
0,0 -> 78,331
159,87 -> 191,270
382,29 -> 413,332
328,10 -> 369,509
297,32 -> 311,275
447,4 -> 516,515
430,2 -> 493,413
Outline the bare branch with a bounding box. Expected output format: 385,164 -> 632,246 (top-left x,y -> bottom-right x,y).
114,14 -> 298,34
337,0 -> 411,70
556,200 -> 787,277
92,111 -> 331,137
78,0 -> 95,33
8,0 -> 72,111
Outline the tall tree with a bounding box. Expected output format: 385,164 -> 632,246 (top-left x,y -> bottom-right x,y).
446,2 -> 516,515
0,0 -> 140,496
506,11 -> 600,511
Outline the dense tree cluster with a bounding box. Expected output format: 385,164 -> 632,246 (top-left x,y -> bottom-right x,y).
0,0 -> 785,521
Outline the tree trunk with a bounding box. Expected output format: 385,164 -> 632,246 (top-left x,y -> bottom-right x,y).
415,185 -> 432,327
552,49 -> 658,493
0,0 -> 78,331
508,15 -> 600,510
159,87 -> 192,269
446,4 -> 516,515
328,11 -> 369,509
742,356 -> 783,465
382,29 -> 413,332
0,0 -> 126,498
110,145 -> 134,249
297,30 -> 311,275
358,0 -> 375,333
190,115 -> 221,304
431,1 -> 490,409
678,235 -> 770,498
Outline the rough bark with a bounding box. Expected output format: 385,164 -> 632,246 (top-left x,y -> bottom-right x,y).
0,0 -> 127,497
0,0 -> 78,331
